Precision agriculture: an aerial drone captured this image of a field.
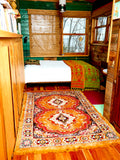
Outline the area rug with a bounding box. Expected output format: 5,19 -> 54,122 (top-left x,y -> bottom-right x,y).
14,91 -> 120,154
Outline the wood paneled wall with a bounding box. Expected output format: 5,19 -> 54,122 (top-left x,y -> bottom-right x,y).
90,2 -> 112,69
90,45 -> 108,69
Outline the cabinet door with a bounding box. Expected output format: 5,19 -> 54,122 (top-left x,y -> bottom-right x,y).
13,39 -> 25,116
0,76 -> 7,160
9,40 -> 20,135
0,46 -> 15,160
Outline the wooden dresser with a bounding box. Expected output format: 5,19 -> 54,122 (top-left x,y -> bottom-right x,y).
0,30 -> 25,160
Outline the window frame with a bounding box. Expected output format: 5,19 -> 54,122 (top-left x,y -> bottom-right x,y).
61,17 -> 88,56
92,16 -> 111,44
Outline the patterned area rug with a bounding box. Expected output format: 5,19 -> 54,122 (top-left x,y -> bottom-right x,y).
14,91 -> 120,154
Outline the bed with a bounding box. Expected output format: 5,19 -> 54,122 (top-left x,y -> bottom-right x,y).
25,60 -> 71,83
24,60 -> 100,90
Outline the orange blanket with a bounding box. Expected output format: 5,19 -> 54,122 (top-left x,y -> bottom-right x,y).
64,60 -> 100,90
64,60 -> 85,89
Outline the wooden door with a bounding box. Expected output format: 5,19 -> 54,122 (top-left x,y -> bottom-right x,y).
111,52 -> 120,133
104,20 -> 120,121
104,0 -> 120,121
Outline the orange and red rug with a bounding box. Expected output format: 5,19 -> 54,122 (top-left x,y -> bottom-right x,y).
14,91 -> 120,154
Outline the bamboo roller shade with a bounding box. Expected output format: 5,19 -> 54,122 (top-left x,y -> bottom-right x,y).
29,14 -> 61,57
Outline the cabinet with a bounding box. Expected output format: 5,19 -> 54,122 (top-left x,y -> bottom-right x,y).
0,30 -> 25,160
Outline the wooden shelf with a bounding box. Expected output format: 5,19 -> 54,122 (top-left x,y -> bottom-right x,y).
0,30 -> 22,38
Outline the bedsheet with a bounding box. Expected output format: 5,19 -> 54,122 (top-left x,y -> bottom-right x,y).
24,60 -> 71,83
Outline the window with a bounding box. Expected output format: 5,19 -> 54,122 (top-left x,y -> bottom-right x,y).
93,16 -> 111,43
63,18 -> 87,54
28,10 -> 90,57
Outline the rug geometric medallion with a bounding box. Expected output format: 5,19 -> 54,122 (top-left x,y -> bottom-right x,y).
14,91 -> 120,154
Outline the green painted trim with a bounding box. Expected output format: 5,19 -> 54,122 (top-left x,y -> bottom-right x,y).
24,57 -> 89,62
19,1 -> 92,11
19,1 -> 57,10
19,0 -> 112,11
24,57 -> 44,62
66,2 -> 92,11
57,56 -> 89,62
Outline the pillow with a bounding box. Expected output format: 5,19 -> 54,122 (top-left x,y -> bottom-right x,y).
25,59 -> 40,65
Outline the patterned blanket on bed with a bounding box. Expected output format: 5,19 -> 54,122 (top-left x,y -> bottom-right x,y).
64,60 -> 100,90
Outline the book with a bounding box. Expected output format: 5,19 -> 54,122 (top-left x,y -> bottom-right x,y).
0,0 -> 12,9
0,3 -> 7,31
10,11 -> 17,33
4,9 -> 12,32
0,1 -> 19,33
18,22 -> 21,34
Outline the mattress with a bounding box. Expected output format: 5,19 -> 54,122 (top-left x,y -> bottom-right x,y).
24,60 -> 71,84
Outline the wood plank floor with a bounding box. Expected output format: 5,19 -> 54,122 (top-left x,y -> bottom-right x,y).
13,143 -> 120,160
13,85 -> 120,160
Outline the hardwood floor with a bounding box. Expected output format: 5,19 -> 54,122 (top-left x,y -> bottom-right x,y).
13,143 -> 120,160
13,85 -> 120,160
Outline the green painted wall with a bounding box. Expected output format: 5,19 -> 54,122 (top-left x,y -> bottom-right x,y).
19,1 -> 92,10
20,9 -> 30,57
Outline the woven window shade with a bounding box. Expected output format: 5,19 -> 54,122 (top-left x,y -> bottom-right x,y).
29,14 -> 61,57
